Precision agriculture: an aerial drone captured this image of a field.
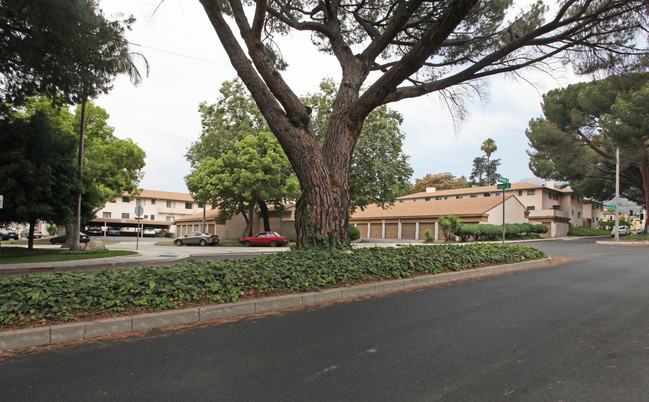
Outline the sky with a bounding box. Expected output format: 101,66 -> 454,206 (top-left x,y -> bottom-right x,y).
95,0 -> 583,194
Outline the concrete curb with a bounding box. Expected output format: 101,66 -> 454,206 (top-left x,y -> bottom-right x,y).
0,257 -> 552,351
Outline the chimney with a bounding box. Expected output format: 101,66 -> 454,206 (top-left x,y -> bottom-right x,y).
426,187 -> 437,193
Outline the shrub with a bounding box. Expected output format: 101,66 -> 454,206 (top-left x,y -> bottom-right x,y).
0,244 -> 548,326
424,228 -> 434,242
479,224 -> 501,240
456,224 -> 480,242
348,225 -> 361,241
439,215 -> 461,241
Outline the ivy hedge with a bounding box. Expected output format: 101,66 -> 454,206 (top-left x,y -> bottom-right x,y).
0,244 -> 546,326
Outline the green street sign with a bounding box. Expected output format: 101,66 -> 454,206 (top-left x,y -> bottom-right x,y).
497,183 -> 511,189
498,177 -> 510,183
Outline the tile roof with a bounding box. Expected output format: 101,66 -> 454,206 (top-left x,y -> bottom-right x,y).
398,182 -> 572,200
351,195 -> 518,220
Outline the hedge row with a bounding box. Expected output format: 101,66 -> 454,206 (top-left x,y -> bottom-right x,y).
455,223 -> 548,242
0,244 -> 546,326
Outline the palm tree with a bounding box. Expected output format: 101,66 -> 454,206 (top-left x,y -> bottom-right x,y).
480,138 -> 498,186
481,138 -> 497,164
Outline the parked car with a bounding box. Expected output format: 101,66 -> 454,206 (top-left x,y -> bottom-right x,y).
174,231 -> 219,246
143,227 -> 156,237
86,226 -> 103,236
637,227 -> 646,234
1,228 -> 19,241
240,231 -> 289,247
20,229 -> 42,239
50,232 -> 90,244
106,227 -> 121,236
611,225 -> 631,236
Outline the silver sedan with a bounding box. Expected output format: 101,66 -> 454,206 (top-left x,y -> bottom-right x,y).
174,231 -> 219,246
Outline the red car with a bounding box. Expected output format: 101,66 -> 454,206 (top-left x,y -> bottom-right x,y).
240,231 -> 289,247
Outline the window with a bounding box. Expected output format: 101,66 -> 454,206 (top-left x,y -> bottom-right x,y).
166,216 -> 175,222
150,215 -> 155,220
527,206 -> 535,211
121,213 -> 129,219
518,191 -> 523,196
470,194 -> 478,198
456,195 -> 463,199
151,199 -> 156,205
435,197 -> 443,200
136,199 -> 145,206
122,196 -> 130,203
102,212 -> 111,218
578,212 -> 582,218
484,193 -> 491,197
526,190 -> 535,196
166,201 -> 175,208
425,197 -> 430,201
552,205 -> 561,210
185,202 -> 193,209
549,192 -> 559,201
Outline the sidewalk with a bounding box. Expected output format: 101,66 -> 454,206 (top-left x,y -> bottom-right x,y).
0,241 -> 288,275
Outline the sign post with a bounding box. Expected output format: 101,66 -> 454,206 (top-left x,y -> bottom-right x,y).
134,205 -> 144,251
496,177 -> 511,244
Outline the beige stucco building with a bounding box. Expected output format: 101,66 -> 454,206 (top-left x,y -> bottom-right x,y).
351,181 -> 605,239
90,190 -> 204,235
174,204 -> 296,240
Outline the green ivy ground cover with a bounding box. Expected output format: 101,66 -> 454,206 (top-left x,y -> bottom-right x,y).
0,244 -> 546,327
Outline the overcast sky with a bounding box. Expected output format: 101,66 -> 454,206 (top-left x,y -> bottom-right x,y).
95,0 -> 583,194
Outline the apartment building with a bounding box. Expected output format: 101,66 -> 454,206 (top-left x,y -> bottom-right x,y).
90,190 -> 203,235
352,181 -> 604,238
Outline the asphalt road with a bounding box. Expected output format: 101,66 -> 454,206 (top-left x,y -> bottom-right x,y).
2,238 -> 649,401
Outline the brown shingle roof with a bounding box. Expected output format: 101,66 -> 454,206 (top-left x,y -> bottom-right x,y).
351,195 -> 517,220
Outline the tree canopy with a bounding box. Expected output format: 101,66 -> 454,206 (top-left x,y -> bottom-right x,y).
411,173 -> 468,194
0,0 -> 145,107
0,99 -> 145,245
186,78 -> 413,219
526,73 -> 649,227
198,0 -> 649,247
0,100 -> 79,249
186,131 -> 300,237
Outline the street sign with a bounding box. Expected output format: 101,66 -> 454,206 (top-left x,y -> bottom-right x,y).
134,205 -> 144,218
497,183 -> 512,189
497,176 -> 510,184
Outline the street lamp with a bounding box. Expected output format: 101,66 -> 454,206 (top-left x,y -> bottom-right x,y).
602,133 -> 620,242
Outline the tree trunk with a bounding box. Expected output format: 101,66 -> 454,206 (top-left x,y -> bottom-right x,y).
27,220 -> 35,250
242,199 -> 256,238
258,200 -> 271,232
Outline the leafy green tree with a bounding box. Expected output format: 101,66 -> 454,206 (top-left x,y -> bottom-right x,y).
0,100 -> 79,249
469,156 -> 501,187
186,132 -> 300,237
0,99 -> 145,247
0,0 -> 146,107
1,0 -> 149,249
526,73 -> 649,230
198,0 -> 647,248
411,173 -> 468,194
